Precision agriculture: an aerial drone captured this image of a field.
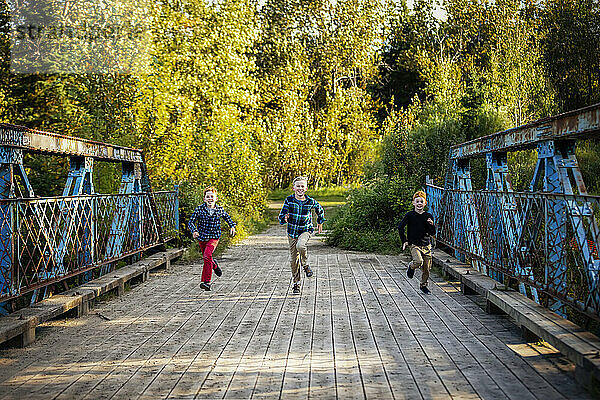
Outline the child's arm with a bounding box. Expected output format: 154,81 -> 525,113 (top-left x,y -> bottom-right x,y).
188,206 -> 201,239
398,213 -> 409,250
427,214 -> 436,236
278,198 -> 290,225
221,209 -> 237,237
313,200 -> 326,233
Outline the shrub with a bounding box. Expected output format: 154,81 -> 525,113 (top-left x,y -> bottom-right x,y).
327,176 -> 414,253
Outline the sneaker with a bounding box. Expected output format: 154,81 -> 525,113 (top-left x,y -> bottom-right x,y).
200,282 -> 211,291
407,267 -> 415,279
420,286 -> 430,294
213,260 -> 222,277
303,265 -> 313,278
292,284 -> 300,294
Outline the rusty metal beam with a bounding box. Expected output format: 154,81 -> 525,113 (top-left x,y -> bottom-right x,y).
0,123 -> 143,163
450,103 -> 600,160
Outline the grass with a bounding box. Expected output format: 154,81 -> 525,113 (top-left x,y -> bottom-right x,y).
321,202 -> 343,222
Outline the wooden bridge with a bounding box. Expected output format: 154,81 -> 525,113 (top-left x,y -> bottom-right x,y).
1,105 -> 600,398
0,224 -> 593,399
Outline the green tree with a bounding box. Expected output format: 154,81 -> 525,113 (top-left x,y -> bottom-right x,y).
254,0 -> 386,188
135,0 -> 266,222
540,0 -> 600,111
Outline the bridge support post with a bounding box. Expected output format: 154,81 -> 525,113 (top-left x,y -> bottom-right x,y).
105,162 -> 143,268
486,299 -> 505,315
35,156 -> 96,305
430,104 -> 600,321
520,325 -> 540,343
461,283 -> 478,295
61,156 -> 95,268
19,326 -> 35,347
0,147 -> 33,314
530,140 -> 600,317
117,282 -> 125,296
75,299 -> 89,317
486,152 -> 539,302
448,157 -> 486,274
0,123 -> 178,311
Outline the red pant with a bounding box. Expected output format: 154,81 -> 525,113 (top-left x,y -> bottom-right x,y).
199,239 -> 219,282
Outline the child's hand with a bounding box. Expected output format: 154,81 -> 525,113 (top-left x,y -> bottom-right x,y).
192,231 -> 199,239
230,227 -> 236,237
402,242 -> 407,251
427,218 -> 434,225
284,214 -> 289,222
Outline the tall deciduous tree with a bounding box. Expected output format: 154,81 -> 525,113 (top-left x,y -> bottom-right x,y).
255,0 -> 386,188
540,0 -> 600,112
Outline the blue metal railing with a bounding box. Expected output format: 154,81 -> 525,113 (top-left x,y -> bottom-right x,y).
0,190 -> 178,301
426,183 -> 600,320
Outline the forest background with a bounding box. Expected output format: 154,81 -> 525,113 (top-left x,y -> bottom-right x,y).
1,0 -> 599,252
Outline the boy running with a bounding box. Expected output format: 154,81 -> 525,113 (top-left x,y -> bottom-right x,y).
188,187 -> 236,291
279,176 -> 325,294
398,190 -> 436,294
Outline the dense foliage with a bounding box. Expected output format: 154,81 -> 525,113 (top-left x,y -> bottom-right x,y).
328,0 -> 600,253
1,0 -> 599,246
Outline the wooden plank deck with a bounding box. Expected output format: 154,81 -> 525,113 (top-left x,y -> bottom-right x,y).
0,225 -> 593,399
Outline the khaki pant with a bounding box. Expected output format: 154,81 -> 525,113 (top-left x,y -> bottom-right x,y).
288,232 -> 311,284
410,244 -> 432,288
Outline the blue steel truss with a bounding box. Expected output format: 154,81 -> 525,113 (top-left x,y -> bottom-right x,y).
0,124 -> 179,313
427,103 -> 600,320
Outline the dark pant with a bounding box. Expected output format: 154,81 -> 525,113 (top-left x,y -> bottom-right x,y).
199,239 -> 219,283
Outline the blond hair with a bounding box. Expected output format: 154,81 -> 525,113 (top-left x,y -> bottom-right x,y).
292,176 -> 309,185
413,190 -> 426,201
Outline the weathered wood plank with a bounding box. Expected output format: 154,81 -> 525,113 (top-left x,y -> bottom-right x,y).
163,257 -> 267,399
387,259 -> 540,400
307,254 -> 336,399
352,255 -> 423,399
54,257 -> 250,400
376,254 -> 474,400
279,249 -> 319,399
133,255 -> 279,399
424,280 -> 558,399
0,263 -> 203,400
0,226 -> 594,400
200,255 -> 287,399
221,255 -> 290,400
80,271 -> 253,399
250,249 -> 302,399
435,277 -> 573,399
330,253 -> 364,400
343,254 -> 396,399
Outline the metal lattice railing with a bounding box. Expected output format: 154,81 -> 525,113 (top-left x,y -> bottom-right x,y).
427,183 -> 600,319
153,190 -> 179,241
0,190 -> 178,301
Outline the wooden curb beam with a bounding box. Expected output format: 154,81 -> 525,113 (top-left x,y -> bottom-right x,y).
432,248 -> 600,388
0,248 -> 184,348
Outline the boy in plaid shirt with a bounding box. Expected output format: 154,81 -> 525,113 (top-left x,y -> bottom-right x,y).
278,176 -> 325,294
188,187 -> 236,291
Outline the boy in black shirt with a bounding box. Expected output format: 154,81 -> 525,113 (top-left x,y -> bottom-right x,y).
398,190 -> 436,294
